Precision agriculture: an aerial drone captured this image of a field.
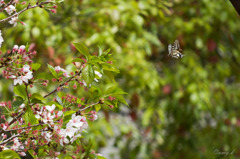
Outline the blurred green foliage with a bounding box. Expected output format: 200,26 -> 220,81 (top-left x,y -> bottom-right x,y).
1,0 -> 240,158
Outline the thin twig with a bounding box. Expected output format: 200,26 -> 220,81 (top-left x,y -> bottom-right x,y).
0,134 -> 21,145
0,1 -> 51,23
0,112 -> 24,135
0,0 -> 15,13
25,84 -> 31,106
3,123 -> 45,132
43,70 -> 82,98
77,101 -> 100,113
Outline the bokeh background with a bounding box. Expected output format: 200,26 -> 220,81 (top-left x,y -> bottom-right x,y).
1,0 -> 240,158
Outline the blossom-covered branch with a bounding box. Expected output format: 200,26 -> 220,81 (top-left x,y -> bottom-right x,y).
0,0 -> 14,13
0,1 -> 51,23
2,123 -> 45,132
0,134 -> 21,145
43,69 -> 82,98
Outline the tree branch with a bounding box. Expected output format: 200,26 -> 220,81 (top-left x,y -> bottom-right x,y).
0,112 -> 24,135
43,70 -> 82,98
0,134 -> 21,145
3,123 -> 45,132
77,101 -> 100,114
0,1 -> 51,23
229,0 -> 240,15
0,0 -> 15,13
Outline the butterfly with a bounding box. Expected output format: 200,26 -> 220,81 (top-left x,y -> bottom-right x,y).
168,40 -> 184,59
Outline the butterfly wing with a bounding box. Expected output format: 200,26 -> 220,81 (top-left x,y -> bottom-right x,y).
175,39 -> 182,51
173,40 -> 179,50
168,44 -> 172,55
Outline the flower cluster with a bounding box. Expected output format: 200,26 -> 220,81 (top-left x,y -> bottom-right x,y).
55,66 -> 70,77
58,114 -> 88,146
4,4 -> 18,26
34,104 -> 89,148
9,65 -> 33,85
35,104 -> 63,125
0,1 -> 110,158
1,44 -> 37,85
5,5 -> 16,15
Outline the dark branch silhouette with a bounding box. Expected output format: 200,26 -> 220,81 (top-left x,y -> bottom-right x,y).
229,0 -> 240,15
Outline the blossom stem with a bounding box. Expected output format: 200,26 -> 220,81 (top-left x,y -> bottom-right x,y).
3,105 -> 10,112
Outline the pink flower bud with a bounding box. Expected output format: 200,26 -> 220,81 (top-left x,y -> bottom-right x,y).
73,84 -> 77,89
57,87 -> 61,91
50,9 -> 57,14
42,82 -> 47,86
20,21 -> 25,25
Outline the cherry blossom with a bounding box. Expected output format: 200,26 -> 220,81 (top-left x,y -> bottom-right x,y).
35,104 -> 63,125
46,104 -> 56,112
5,5 -> 16,15
89,111 -> 98,121
94,71 -> 102,82
0,0 -> 4,6
11,138 -> 24,152
18,45 -> 26,53
41,131 -> 52,143
9,16 -> 18,27
12,45 -> 19,52
54,66 -> 70,77
95,71 -> 102,78
42,112 -> 55,124
0,30 -> 3,48
10,65 -> 33,85
67,114 -> 84,127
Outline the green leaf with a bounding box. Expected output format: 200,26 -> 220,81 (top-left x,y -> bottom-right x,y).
36,72 -> 54,80
104,71 -> 116,83
14,85 -> 27,100
82,64 -> 95,86
72,58 -> 85,63
24,105 -> 38,125
72,43 -> 90,60
95,104 -> 101,112
103,48 -> 111,55
90,56 -> 102,63
102,63 -> 119,73
142,108 -> 154,126
105,85 -> 127,96
30,93 -> 46,104
97,156 -> 107,159
28,149 -> 37,158
12,98 -> 24,111
89,86 -> 102,98
63,111 -> 76,123
0,150 -> 20,159
115,95 -> 129,106
47,64 -> 58,78
45,101 -> 63,110
31,63 -> 41,71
